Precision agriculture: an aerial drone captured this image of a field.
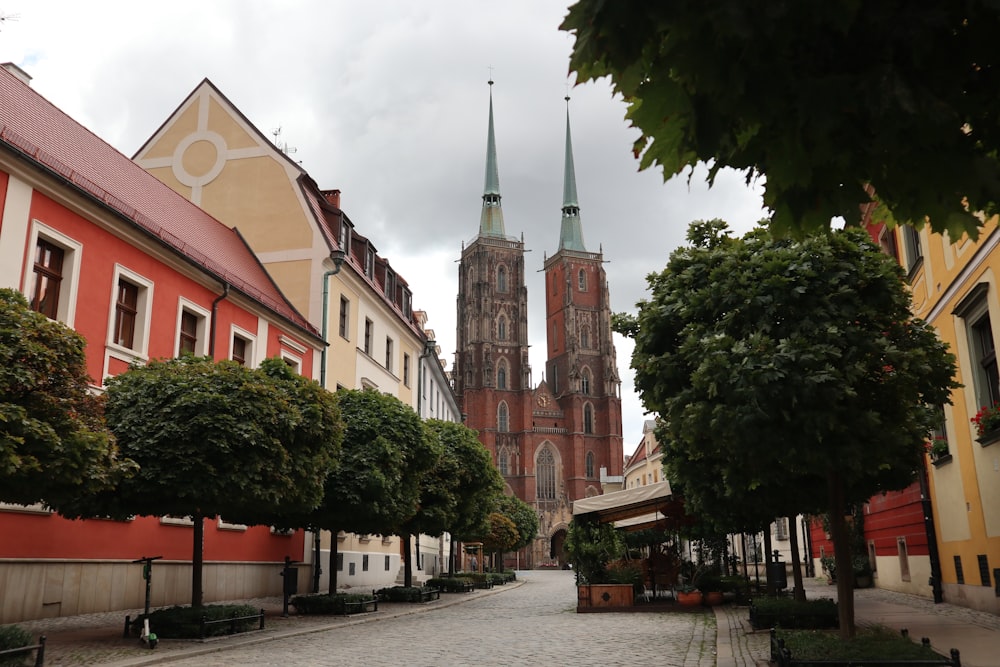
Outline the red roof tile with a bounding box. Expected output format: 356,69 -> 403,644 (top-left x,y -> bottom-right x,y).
0,67 -> 318,341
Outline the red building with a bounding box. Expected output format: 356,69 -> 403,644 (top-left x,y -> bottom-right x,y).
0,63 -> 324,623
454,86 -> 624,567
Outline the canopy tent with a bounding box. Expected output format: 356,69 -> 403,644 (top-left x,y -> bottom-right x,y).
572,481 -> 677,531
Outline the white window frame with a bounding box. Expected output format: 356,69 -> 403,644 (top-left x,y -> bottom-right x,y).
230,325 -> 257,367
175,298 -> 211,357
108,265 -> 154,361
218,517 -> 248,532
25,222 -> 84,327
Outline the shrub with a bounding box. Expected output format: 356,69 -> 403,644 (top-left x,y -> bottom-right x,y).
427,577 -> 474,592
130,604 -> 261,639
777,625 -> 943,661
0,625 -> 34,667
375,585 -> 436,602
750,596 -> 838,630
291,593 -> 376,614
605,559 -> 645,595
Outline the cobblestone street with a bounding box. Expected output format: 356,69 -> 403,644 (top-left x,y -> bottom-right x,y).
162,570 -> 716,667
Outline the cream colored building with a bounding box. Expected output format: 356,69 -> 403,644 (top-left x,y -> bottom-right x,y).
134,79 -> 459,590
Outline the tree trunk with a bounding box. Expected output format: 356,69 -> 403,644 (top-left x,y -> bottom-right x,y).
763,529 -> 775,596
328,531 -> 339,595
827,472 -> 856,638
312,530 -> 322,594
786,514 -> 806,601
402,532 -> 413,587
192,511 -> 204,608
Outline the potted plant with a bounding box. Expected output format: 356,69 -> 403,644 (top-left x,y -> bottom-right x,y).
820,555 -> 837,584
928,436 -> 950,460
699,573 -> 724,606
972,403 -> 1000,445
853,555 -> 873,588
676,560 -> 705,606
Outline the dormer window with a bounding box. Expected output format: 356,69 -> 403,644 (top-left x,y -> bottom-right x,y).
365,245 -> 375,280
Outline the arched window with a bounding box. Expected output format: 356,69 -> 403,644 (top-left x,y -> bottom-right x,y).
583,403 -> 594,434
580,326 -> 590,349
498,448 -> 509,476
498,401 -> 509,432
586,451 -> 595,478
581,368 -> 591,395
497,266 -> 507,292
578,269 -> 587,291
537,448 -> 556,500
497,360 -> 508,390
498,315 -> 507,341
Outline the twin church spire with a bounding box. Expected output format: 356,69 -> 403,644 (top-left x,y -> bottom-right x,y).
477,82 -> 587,252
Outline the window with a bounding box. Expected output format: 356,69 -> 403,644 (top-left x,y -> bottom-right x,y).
26,226 -> 83,325
175,301 -> 210,357
385,336 -> 393,371
498,448 -> 509,476
498,401 -> 509,432
401,289 -> 412,318
31,238 -> 64,319
585,451 -> 595,478
114,279 -> 140,349
902,226 -> 923,273
365,246 -> 375,280
578,269 -> 586,291
978,554 -> 991,586
179,311 -> 198,354
364,319 -> 373,355
403,353 -> 411,386
956,285 -> 1000,410
497,360 -> 507,390
583,403 -> 594,434
581,368 -> 591,395
231,332 -> 254,366
775,517 -> 789,541
497,266 -> 507,292
581,326 -> 591,349
537,448 -> 556,500
897,537 -> 910,582
337,553 -> 344,571
339,296 -> 350,339
362,554 -> 369,572
955,555 -> 965,584
867,541 -> 878,574
498,315 -> 507,341
385,555 -> 391,571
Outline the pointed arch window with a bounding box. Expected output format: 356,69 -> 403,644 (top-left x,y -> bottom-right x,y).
583,403 -> 594,434
580,326 -> 591,349
498,448 -> 509,476
498,314 -> 507,341
497,360 -> 508,390
497,266 -> 508,292
537,448 -> 556,500
585,451 -> 595,478
578,269 -> 587,291
498,401 -> 509,432
581,368 -> 591,395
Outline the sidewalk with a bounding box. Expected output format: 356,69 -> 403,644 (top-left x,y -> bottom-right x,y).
11,584 -> 522,667
715,577 -> 1000,667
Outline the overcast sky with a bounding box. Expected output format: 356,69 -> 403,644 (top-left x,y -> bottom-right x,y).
1,1 -> 768,453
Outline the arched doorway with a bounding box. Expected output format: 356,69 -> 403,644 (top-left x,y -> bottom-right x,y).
550,529 -> 569,568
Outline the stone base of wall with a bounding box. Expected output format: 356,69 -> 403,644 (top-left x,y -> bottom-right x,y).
0,560 -> 284,625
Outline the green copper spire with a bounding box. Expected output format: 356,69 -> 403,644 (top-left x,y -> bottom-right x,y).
479,80 -> 506,237
558,96 -> 587,252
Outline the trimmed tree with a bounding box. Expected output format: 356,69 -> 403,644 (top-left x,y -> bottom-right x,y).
493,494 -> 539,556
624,222 -> 957,636
65,356 -> 342,607
562,1 -> 1000,239
0,288 -> 131,507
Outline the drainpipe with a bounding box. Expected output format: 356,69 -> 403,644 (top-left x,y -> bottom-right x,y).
208,283 -> 230,358
919,456 -> 944,603
314,245 -> 346,593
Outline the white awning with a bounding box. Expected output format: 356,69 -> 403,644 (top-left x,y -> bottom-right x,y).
572,481 -> 673,524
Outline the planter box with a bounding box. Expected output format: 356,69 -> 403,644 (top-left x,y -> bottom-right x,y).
577,584 -> 634,611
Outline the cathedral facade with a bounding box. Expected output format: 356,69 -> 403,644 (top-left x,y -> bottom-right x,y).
455,83 -> 624,567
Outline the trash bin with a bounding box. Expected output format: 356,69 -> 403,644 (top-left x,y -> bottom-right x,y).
767,551 -> 787,591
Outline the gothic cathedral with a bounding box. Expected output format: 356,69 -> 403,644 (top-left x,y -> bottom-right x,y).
455,82 -> 624,568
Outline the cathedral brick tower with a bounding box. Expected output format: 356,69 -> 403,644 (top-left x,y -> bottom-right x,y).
456,85 -> 623,568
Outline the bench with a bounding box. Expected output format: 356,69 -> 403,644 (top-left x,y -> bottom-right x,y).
199,608 -> 266,639
341,598 -> 378,615
419,588 -> 441,602
0,636 -> 45,667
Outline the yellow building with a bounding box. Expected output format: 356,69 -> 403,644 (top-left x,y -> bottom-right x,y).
134,79 -> 459,590
878,216 -> 1000,614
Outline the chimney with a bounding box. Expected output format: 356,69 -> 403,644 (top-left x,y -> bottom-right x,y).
1,62 -> 32,86
322,189 -> 341,208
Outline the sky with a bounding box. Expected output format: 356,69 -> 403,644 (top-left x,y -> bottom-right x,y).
0,1 -> 768,454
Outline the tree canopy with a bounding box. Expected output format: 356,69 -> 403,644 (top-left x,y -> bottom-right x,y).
0,288 -> 131,508
493,494 -> 539,553
622,222 -> 957,635
74,355 -> 342,606
562,1 -> 1000,239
